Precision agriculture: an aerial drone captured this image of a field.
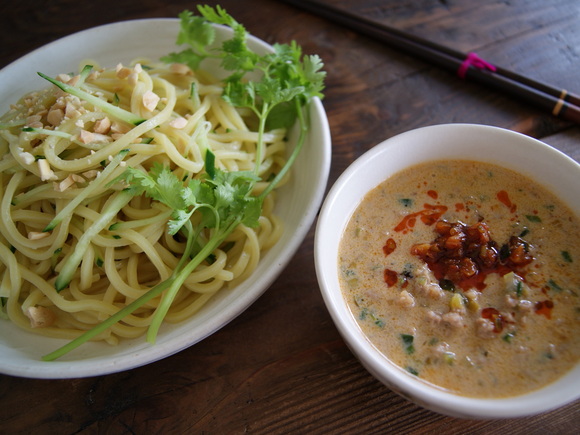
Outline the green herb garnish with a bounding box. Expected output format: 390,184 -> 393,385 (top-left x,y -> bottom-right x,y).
400,333 -> 415,355
398,198 -> 413,207
162,5 -> 325,196
525,215 -> 542,223
502,332 -> 516,343
547,279 -> 563,292
359,307 -> 385,328
439,279 -> 455,292
561,251 -> 573,263
406,366 -> 419,376
515,280 -> 523,297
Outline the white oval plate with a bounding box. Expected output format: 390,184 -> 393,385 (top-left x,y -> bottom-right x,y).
0,19 -> 331,378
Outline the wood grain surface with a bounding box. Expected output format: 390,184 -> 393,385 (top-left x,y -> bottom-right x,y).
1,0 -> 579,433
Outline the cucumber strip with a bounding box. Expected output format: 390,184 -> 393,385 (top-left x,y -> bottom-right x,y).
54,190 -> 133,291
37,72 -> 145,126
42,278 -> 172,361
76,64 -> 93,88
44,149 -> 130,232
0,119 -> 26,130
22,127 -> 86,147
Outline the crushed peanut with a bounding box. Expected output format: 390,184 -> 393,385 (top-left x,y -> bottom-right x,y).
25,306 -> 57,328
47,108 -> 64,126
93,117 -> 111,134
66,75 -> 80,87
56,73 -> 72,83
170,63 -> 192,75
169,117 -> 188,129
82,169 -> 100,179
142,91 -> 160,111
116,63 -> 132,79
28,231 -> 50,241
128,72 -> 139,86
37,159 -> 58,181
79,130 -> 95,144
19,151 -> 35,165
110,121 -> 130,134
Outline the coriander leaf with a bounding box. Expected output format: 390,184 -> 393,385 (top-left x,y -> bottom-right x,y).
175,10 -> 215,52
265,101 -> 296,130
222,80 -> 256,111
302,54 -> 326,98
160,10 -> 216,70
161,48 -> 206,71
162,4 -> 325,184
118,164 -> 185,210
197,4 -> 241,29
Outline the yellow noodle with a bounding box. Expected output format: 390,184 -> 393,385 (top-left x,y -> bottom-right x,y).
0,60 -> 287,345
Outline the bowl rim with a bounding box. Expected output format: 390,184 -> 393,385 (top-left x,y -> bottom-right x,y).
0,18 -> 331,378
314,123 -> 580,418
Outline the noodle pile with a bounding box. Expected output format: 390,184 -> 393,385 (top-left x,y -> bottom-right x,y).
0,60 -> 286,345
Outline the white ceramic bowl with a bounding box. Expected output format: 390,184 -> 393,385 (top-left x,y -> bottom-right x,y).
0,19 -> 331,378
314,124 -> 580,419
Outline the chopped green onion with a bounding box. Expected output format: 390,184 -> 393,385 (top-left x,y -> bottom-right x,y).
398,198 -> 413,207
548,279 -> 563,292
406,366 -> 419,376
561,251 -> 573,263
525,215 -> 542,223
400,333 -> 415,355
503,332 -> 516,343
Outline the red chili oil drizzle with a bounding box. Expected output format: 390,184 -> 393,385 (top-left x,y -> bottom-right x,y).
481,307 -> 512,333
497,190 -> 517,213
426,259 -> 511,291
384,269 -> 398,287
394,204 -> 448,234
383,238 -> 396,256
427,190 -> 438,199
535,300 -> 554,319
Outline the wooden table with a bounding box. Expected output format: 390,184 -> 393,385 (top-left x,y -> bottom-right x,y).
1,0 -> 579,433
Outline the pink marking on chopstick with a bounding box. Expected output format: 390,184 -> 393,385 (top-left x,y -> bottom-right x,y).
457,52 -> 496,79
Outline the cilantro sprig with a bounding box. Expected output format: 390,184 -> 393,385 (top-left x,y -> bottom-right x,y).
43,5 -> 325,360
119,156 -> 262,343
163,5 -> 325,186
44,152 -> 262,360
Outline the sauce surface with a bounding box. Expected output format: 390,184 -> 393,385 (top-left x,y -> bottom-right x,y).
339,160 -> 580,398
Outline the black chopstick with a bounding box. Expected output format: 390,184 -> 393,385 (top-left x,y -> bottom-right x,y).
282,0 -> 580,124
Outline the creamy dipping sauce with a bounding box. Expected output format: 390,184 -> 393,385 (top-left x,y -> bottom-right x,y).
339,160 -> 580,398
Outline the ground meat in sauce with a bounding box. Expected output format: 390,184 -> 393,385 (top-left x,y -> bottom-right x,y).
339,160 -> 580,398
411,219 -> 534,292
